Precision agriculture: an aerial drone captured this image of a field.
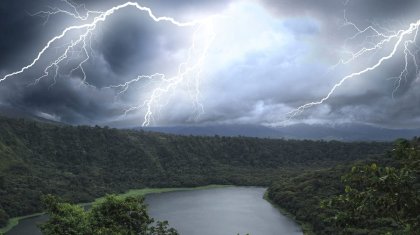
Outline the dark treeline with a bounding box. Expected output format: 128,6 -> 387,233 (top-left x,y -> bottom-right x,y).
267,166 -> 345,234
267,139 -> 420,234
0,116 -> 391,227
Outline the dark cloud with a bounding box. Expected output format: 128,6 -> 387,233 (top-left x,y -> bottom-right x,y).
99,14 -> 156,74
0,0 -> 419,128
0,0 -> 45,68
0,0 -> 232,125
0,72 -> 110,123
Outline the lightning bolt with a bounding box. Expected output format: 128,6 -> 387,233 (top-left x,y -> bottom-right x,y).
30,0 -> 102,23
288,15 -> 420,118
0,1 -> 216,126
106,17 -> 216,126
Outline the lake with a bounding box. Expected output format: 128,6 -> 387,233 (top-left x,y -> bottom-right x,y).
6,187 -> 302,235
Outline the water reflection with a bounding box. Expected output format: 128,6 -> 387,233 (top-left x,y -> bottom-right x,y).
7,187 -> 302,235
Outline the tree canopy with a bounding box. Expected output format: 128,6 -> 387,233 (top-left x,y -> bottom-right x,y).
322,139 -> 420,234
268,138 -> 420,234
40,194 -> 178,235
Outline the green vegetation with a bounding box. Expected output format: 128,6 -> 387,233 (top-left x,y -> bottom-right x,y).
0,115 -> 390,230
263,191 -> 315,235
40,194 -> 178,235
267,165 -> 346,234
267,139 -> 420,234
2,185 -> 229,234
0,213 -> 44,234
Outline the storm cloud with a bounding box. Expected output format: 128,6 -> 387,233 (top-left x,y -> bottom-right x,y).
0,0 -> 419,128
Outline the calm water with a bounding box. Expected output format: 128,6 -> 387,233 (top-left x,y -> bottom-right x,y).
7,187 -> 302,235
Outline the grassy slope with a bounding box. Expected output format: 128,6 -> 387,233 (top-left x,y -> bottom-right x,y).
89,184 -> 232,204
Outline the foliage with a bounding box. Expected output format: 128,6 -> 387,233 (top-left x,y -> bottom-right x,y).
322,139 -> 420,234
148,221 -> 179,235
267,166 -> 345,234
0,115 -> 390,226
40,194 -> 178,235
40,195 -> 88,235
268,138 -> 420,234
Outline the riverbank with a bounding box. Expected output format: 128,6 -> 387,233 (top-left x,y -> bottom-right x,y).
0,185 -> 231,234
0,213 -> 44,234
263,191 -> 315,235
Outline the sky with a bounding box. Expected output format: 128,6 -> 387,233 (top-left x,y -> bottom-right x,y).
0,0 -> 419,128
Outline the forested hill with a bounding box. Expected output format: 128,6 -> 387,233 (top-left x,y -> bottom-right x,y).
267,139 -> 420,234
0,116 -> 391,226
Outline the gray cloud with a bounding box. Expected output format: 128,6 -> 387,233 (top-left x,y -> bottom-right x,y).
0,0 -> 419,128
260,0 -> 420,22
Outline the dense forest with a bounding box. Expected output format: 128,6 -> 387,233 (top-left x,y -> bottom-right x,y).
267,139 -> 420,234
0,116 -> 391,229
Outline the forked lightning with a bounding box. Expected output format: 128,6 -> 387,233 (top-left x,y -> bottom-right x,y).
288,15 -> 420,118
0,0 -> 215,126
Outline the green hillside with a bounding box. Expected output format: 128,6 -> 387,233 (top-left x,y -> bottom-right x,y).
0,116 -> 391,228
267,139 -> 420,234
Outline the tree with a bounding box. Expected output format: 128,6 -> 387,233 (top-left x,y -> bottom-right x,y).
40,195 -> 88,235
148,221 -> 179,235
40,195 -> 179,235
321,140 -> 420,234
89,195 -> 153,235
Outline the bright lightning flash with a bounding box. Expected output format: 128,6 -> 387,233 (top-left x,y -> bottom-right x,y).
288,15 -> 420,118
0,0 -> 216,126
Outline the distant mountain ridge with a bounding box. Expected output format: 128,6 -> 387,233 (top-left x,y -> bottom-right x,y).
0,105 -> 418,141
140,123 -> 420,141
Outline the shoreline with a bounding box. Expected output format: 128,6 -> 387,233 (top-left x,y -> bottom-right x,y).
1,185 -> 306,235
0,213 -> 44,234
263,191 -> 315,235
0,184 -> 232,234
